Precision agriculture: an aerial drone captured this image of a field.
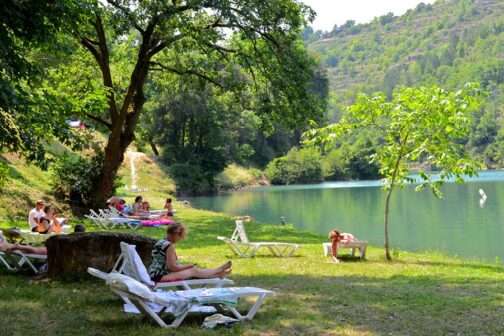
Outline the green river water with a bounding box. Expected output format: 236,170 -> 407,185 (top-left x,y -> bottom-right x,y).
190,171 -> 504,261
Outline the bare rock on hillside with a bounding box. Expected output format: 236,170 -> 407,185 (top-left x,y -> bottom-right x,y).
45,232 -> 156,279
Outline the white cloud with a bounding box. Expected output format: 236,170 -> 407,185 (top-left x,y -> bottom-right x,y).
301,0 -> 437,31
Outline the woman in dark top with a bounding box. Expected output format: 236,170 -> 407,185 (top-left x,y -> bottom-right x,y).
148,222 -> 232,282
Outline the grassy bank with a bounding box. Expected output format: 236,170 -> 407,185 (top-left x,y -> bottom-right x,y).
1,205 -> 504,336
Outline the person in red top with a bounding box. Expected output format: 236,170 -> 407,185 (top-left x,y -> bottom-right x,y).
328,229 -> 355,263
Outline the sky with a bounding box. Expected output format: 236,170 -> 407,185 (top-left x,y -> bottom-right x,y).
301,0 -> 437,31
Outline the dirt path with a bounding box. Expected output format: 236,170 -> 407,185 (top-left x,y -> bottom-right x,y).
124,151 -> 147,192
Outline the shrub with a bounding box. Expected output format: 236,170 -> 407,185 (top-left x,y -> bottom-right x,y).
50,150 -> 120,205
266,147 -> 323,185
215,164 -> 263,190
169,163 -> 214,196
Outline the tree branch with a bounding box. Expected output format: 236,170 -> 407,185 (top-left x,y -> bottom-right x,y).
93,15 -> 119,123
147,33 -> 186,58
84,112 -> 112,130
105,0 -> 145,33
80,37 -> 100,62
149,62 -> 223,88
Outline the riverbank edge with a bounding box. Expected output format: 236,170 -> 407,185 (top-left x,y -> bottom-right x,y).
1,206 -> 504,335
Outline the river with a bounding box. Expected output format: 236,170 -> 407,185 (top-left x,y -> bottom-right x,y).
189,171 -> 504,262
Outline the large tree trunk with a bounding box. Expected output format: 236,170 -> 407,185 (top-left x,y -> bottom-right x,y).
90,132 -> 130,208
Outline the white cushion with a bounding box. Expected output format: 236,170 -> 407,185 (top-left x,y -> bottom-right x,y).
106,272 -> 155,302
121,243 -> 155,286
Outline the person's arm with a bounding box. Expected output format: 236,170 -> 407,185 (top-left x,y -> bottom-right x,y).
164,245 -> 194,272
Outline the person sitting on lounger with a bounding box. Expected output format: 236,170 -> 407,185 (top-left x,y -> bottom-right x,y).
39,205 -> 63,234
0,231 -> 47,255
164,198 -> 174,217
142,201 -> 151,213
28,200 -> 46,233
132,195 -> 143,215
148,223 -> 232,282
328,229 -> 355,264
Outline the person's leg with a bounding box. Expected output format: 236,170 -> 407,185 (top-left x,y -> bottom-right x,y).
12,244 -> 47,255
158,266 -> 229,282
331,242 -> 340,263
0,241 -> 13,252
217,261 -> 232,271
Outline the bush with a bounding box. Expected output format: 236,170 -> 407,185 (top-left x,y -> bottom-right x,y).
169,163 -> 214,196
266,147 -> 323,185
215,164 -> 263,190
50,151 -> 120,205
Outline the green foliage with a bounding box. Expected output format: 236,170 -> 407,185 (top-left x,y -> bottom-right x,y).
50,150 -> 120,206
266,147 -> 323,185
322,132 -> 381,181
0,160 -> 8,190
215,164 -> 263,191
306,84 -> 483,259
168,163 -> 215,196
305,0 -> 504,166
0,1 -> 83,164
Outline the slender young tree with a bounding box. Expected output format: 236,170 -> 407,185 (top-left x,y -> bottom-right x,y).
305,84 -> 483,260
71,0 -> 321,206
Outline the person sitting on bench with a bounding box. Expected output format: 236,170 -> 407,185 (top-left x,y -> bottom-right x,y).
328,229 -> 355,264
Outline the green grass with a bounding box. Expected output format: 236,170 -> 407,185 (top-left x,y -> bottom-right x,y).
117,152 -> 176,200
0,153 -> 68,219
1,206 -> 504,335
2,151 -> 504,335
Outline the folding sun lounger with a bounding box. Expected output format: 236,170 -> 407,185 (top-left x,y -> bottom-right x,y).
88,241 -> 234,290
217,219 -> 300,258
0,250 -> 47,273
103,272 -> 274,328
0,231 -> 47,274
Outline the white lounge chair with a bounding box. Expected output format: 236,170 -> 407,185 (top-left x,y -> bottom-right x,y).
86,210 -> 141,230
0,250 -> 47,273
87,241 -> 233,290
218,220 -> 300,258
322,240 -> 368,259
104,272 -> 273,328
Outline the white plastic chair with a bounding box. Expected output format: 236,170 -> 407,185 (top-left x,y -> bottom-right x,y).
218,220 -> 300,257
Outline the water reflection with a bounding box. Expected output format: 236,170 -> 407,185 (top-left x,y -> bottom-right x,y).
190,171 -> 504,261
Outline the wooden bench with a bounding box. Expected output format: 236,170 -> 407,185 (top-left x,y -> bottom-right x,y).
322,241 -> 368,259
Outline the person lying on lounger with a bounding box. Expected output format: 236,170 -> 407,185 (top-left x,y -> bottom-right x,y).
328,229 -> 355,264
0,232 -> 47,255
148,223 -> 232,282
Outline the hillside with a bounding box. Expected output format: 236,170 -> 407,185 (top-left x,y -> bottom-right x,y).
306,0 -> 504,165
0,151 -> 176,221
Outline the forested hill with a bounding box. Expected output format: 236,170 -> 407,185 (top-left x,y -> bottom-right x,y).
304,0 -> 504,165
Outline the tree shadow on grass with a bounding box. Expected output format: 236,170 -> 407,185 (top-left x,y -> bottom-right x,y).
411,259 -> 504,274
2,268 -> 504,335
228,273 -> 504,336
78,272 -> 504,335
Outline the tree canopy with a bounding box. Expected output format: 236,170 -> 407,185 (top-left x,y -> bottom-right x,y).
44,0 -> 324,204
305,84 -> 483,259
